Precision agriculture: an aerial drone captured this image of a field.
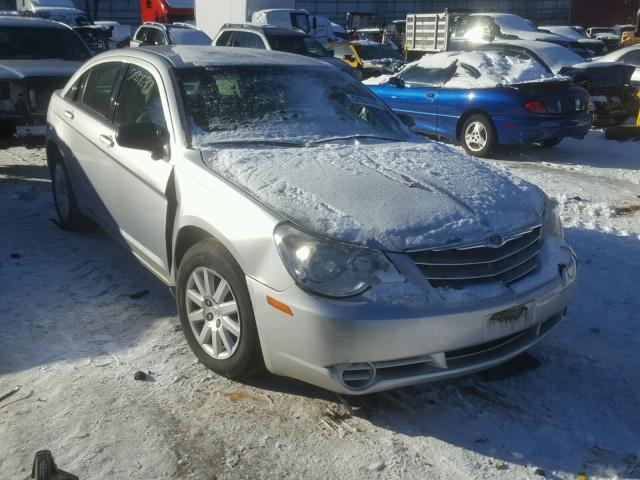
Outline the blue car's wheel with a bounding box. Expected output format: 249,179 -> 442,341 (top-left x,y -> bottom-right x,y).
461,114 -> 496,158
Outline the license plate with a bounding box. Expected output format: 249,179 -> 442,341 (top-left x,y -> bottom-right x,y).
16,125 -> 46,137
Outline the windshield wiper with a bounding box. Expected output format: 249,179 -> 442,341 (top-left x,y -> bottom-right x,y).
309,134 -> 403,145
202,139 -> 304,148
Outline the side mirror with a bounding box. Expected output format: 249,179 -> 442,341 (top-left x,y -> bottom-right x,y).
388,76 -> 405,88
343,54 -> 356,62
116,122 -> 168,158
397,113 -> 416,130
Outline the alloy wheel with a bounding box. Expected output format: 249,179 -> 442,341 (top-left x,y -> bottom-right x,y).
464,121 -> 488,152
185,266 -> 241,360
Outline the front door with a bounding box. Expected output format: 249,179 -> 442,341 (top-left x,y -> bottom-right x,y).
104,62 -> 175,280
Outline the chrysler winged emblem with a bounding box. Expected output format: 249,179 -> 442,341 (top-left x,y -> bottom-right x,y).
487,233 -> 504,247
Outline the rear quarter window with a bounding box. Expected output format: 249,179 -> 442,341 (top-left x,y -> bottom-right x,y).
79,62 -> 123,120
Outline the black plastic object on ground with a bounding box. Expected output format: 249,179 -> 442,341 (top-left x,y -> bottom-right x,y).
25,450 -> 79,480
605,126 -> 640,140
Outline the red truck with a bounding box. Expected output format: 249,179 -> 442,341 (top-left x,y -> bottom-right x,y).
140,0 -> 194,23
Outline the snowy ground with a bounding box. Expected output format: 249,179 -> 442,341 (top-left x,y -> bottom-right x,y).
1,131 -> 638,479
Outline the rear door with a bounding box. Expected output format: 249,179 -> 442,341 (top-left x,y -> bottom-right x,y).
56,61 -> 125,229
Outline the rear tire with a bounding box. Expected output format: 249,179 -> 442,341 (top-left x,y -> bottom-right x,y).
461,114 -> 496,157
537,138 -> 563,148
50,156 -> 87,232
176,239 -> 264,380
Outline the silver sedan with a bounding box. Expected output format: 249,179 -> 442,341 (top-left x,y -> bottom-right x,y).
46,46 -> 577,394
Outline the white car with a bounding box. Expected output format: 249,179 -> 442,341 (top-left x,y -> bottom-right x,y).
46,46 -> 577,394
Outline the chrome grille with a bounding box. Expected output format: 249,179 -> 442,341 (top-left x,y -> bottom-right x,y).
408,226 -> 541,288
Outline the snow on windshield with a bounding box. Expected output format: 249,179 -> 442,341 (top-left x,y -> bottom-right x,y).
179,65 -> 409,147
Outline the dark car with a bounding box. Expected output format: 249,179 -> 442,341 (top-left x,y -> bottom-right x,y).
213,24 -> 360,79
480,41 -> 639,126
0,16 -> 91,137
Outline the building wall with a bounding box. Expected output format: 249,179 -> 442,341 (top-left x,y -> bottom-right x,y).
296,0 -> 573,26
73,0 -> 141,24
569,0 -> 638,27
14,0 -> 639,28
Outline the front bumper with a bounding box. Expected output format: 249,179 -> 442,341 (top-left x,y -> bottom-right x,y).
494,112 -> 592,145
247,238 -> 577,394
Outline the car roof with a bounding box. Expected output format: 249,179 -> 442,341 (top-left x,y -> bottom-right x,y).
95,45 -> 328,69
221,23 -> 306,36
0,16 -> 71,28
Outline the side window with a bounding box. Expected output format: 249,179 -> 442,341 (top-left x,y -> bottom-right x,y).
135,27 -> 148,42
65,72 -> 88,102
114,64 -> 166,130
230,31 -> 250,47
246,33 -> 266,49
80,62 -> 123,119
400,65 -> 448,86
146,28 -> 167,46
620,50 -> 640,67
333,44 -> 354,59
215,30 -> 232,46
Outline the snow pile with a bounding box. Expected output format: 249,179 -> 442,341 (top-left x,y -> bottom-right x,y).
365,51 -> 554,88
421,51 -> 551,88
202,141 -> 544,251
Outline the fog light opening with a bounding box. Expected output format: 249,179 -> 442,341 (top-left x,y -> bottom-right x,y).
340,362 -> 376,390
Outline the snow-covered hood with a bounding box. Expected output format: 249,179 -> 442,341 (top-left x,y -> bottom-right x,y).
203,142 -> 544,251
0,60 -> 82,80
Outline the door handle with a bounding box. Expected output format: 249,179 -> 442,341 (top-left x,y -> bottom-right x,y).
63,110 -> 74,119
426,93 -> 435,98
99,134 -> 114,148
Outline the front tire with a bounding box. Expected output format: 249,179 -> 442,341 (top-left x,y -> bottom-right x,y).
50,157 -> 86,231
461,114 -> 496,157
176,239 -> 264,379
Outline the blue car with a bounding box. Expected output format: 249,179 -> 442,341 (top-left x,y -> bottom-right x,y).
367,51 -> 592,157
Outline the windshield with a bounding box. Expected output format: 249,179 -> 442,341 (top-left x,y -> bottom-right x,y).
266,35 -> 330,57
0,26 -> 90,60
177,65 -> 408,147
167,27 -> 211,45
353,44 -> 403,61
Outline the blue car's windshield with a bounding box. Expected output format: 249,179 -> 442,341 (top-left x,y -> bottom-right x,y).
177,65 -> 410,147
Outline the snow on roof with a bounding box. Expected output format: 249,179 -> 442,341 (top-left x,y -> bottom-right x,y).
148,46 -> 327,69
415,51 -> 552,87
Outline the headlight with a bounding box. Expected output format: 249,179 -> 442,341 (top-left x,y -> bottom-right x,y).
274,223 -> 399,297
541,196 -> 563,238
